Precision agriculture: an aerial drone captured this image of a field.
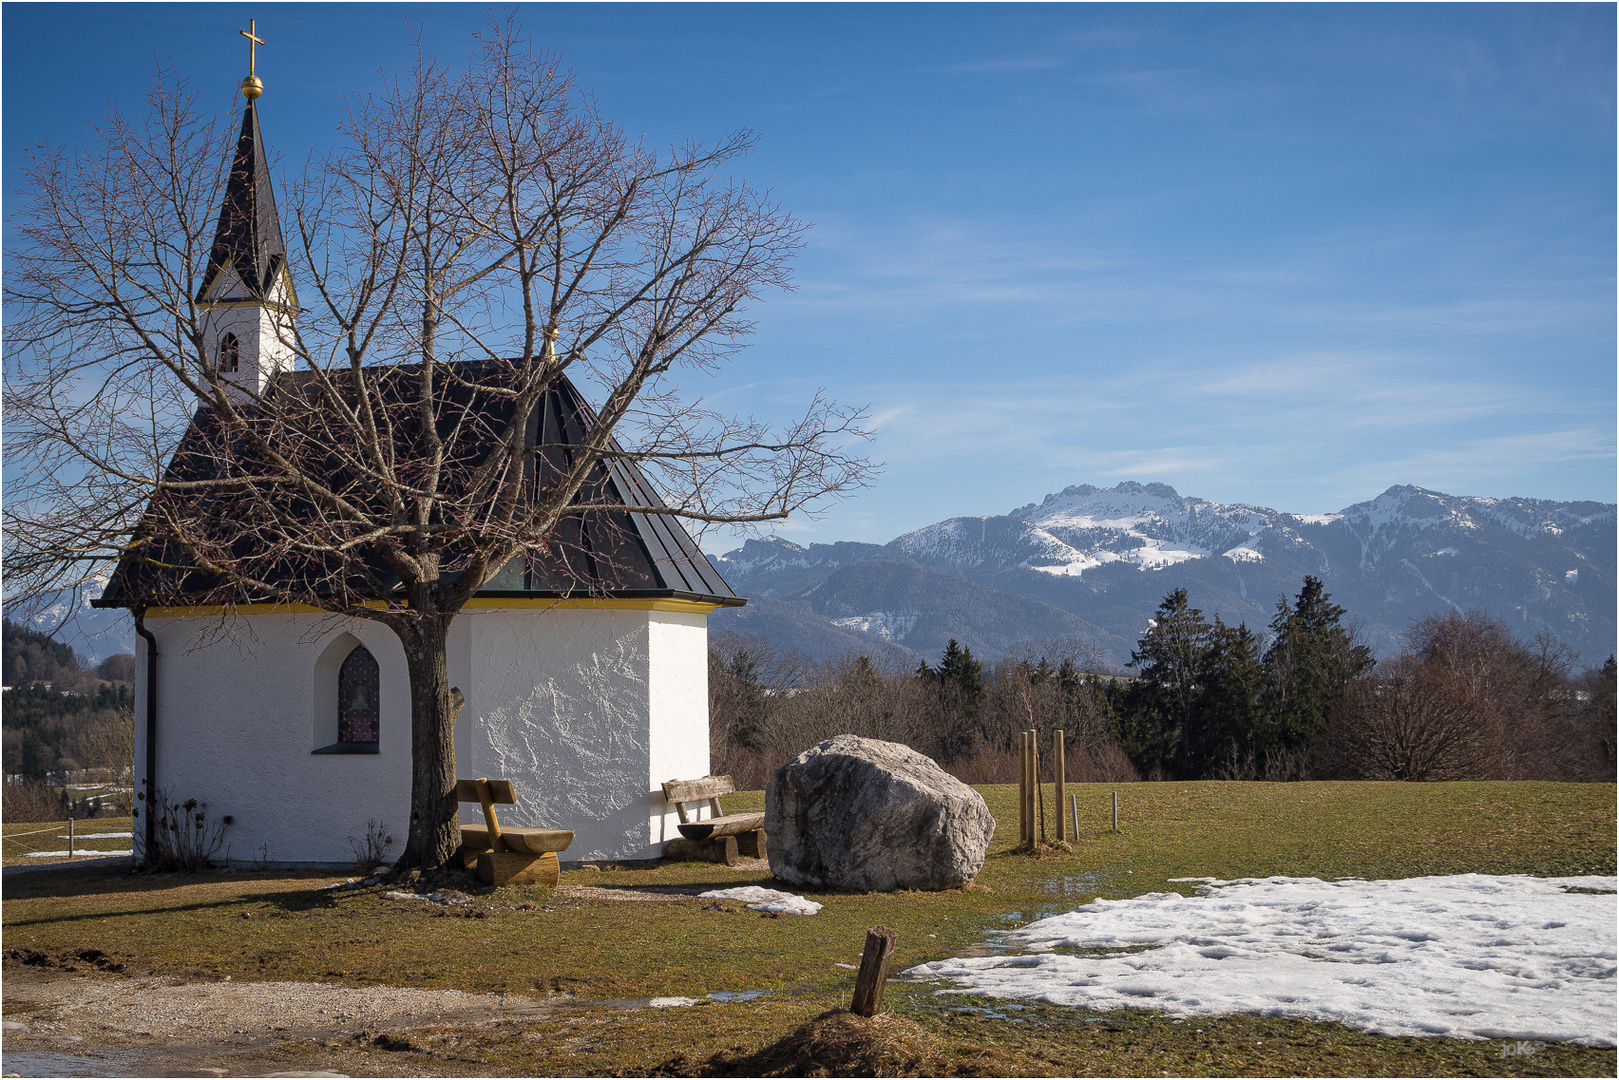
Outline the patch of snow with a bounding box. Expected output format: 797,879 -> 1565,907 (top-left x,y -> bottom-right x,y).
831,612 -> 918,642
28,849 -> 133,858
56,832 -> 132,840
1427,548 -> 1459,557
699,886 -> 822,915
384,890 -> 469,905
649,997 -> 700,1007
1128,542 -> 1207,570
1222,545 -> 1264,564
1293,514 -> 1342,526
904,874 -> 1617,1046
1029,550 -> 1113,577
1566,569 -> 1579,585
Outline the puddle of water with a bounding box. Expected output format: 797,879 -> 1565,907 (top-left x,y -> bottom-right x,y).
945,939 -> 1020,958
1043,873 -> 1106,901
997,910 -> 1062,924
707,990 -> 769,1002
1,1050 -> 135,1077
949,1003 -> 1033,1022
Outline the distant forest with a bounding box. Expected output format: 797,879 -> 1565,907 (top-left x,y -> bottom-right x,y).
2,618 -> 135,781
710,577 -> 1617,789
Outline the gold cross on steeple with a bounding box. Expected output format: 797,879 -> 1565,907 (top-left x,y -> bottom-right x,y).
241,20 -> 264,74
239,20 -> 265,99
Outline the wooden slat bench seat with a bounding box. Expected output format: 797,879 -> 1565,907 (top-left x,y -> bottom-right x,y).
661,775 -> 765,866
456,777 -> 573,887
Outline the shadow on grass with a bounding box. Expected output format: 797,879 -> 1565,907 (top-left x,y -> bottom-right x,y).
1,863 -> 348,924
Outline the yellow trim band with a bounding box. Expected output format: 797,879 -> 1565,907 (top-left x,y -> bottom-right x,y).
141,597 -> 719,617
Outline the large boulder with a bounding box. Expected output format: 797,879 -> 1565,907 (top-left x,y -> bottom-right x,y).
765,735 -> 996,891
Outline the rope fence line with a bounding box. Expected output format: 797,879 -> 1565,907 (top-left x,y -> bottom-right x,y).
2,825 -> 64,842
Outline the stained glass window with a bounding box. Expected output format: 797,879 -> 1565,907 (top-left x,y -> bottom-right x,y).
338,644 -> 379,744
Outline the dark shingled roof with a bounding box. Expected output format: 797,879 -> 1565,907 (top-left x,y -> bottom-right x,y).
197,101 -> 290,304
94,366 -> 745,610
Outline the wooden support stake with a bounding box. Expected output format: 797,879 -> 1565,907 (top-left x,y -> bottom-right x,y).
68,817 -> 74,858
1071,793 -> 1079,841
850,926 -> 898,1017
1112,790 -> 1119,832
1024,730 -> 1036,847
1054,730 -> 1066,842
1036,732 -> 1046,845
1017,731 -> 1028,846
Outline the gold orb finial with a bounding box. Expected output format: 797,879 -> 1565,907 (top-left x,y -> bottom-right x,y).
239,19 -> 265,99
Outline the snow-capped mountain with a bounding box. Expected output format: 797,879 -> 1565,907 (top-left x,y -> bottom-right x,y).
1008,481 -> 1281,572
12,577 -> 135,663
712,482 -> 1616,667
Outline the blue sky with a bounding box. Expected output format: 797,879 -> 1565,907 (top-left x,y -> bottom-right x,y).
5,3 -> 1614,550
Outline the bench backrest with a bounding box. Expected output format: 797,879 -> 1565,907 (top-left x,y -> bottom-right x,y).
456,778 -> 516,805
661,775 -> 735,823
456,777 -> 515,850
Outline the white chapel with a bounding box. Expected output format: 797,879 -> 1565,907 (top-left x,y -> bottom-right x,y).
94,59 -> 744,868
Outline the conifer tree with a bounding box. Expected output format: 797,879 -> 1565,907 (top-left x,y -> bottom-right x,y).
932,639 -> 983,760
1196,619 -> 1266,773
1262,576 -> 1374,751
1120,589 -> 1214,778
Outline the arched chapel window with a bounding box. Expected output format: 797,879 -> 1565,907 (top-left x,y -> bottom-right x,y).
218,332 -> 240,374
338,645 -> 379,744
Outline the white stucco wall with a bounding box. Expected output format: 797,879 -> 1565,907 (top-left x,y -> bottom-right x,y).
134,603 -> 711,867
136,614 -> 411,867
647,611 -> 711,847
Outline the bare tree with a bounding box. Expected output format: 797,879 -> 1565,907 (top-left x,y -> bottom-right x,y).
1321,656 -> 1495,781
4,20 -> 871,869
1319,610 -> 1602,782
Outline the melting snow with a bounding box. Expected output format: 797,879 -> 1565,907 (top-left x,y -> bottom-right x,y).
1566,569 -> 1579,585
904,874 -> 1617,1045
699,886 -> 822,915
1222,545 -> 1264,563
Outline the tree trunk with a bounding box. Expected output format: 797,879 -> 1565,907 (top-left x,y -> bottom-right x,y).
397,615 -> 464,871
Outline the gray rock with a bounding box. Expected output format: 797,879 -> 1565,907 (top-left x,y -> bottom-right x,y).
765,735 -> 995,891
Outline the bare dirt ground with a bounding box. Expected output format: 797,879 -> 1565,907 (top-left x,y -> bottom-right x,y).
1,964 -> 567,1077
0,873 -> 776,1078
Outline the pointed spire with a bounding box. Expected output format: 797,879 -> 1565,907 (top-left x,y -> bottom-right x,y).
197,101 -> 290,305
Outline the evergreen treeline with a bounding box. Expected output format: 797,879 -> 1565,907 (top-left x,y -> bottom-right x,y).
710,575 -> 1616,786
1108,577 -> 1373,780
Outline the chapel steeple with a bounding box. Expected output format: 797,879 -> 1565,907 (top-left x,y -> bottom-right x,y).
197,101 -> 289,304
198,19 -> 299,398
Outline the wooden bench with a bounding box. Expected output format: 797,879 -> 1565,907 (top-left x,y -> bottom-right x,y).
456,777 -> 573,887
661,775 -> 765,866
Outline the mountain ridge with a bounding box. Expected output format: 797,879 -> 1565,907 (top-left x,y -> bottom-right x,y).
711,483 -> 1615,668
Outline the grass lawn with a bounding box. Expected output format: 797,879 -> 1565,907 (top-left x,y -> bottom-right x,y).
2,815 -> 134,866
3,781 -> 1614,1076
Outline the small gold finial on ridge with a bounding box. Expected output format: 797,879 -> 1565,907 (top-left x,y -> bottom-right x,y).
239,19 -> 265,100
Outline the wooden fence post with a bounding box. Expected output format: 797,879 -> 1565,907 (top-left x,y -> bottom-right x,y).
1112,790 -> 1119,832
68,816 -> 74,858
1017,730 -> 1028,846
850,926 -> 898,1017
1053,730 -> 1066,842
